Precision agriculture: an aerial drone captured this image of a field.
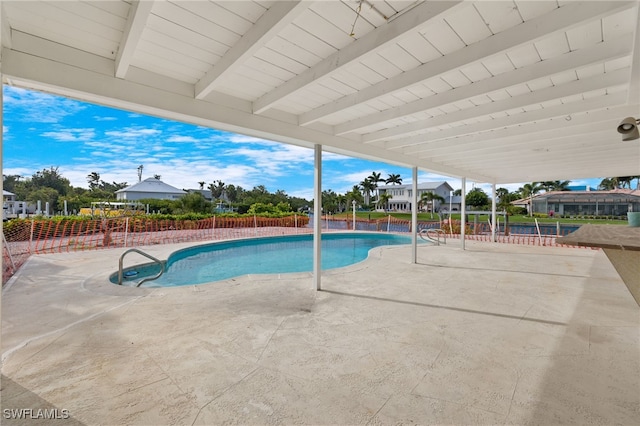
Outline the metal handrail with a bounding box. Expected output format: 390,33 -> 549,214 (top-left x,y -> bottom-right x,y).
118,248 -> 165,287
419,228 -> 447,246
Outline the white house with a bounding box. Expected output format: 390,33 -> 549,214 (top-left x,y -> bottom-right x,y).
3,190 -> 31,220
115,178 -> 186,201
377,182 -> 454,212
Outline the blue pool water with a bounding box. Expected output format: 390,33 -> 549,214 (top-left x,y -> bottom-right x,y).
113,233 -> 415,288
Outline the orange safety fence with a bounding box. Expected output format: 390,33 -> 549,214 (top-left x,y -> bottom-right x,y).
3,214 -> 590,285
2,215 -> 311,284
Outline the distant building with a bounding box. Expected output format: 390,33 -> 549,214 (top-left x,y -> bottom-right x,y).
519,189 -> 640,217
3,190 -> 31,220
186,189 -> 213,201
115,177 -> 186,201
377,182 -> 454,212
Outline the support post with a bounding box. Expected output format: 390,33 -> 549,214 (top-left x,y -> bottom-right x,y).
491,183 -> 497,242
411,167 -> 418,264
313,145 -> 322,291
461,177 -> 466,250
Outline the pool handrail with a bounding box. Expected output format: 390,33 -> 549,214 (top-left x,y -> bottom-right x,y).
419,228 -> 447,245
118,248 -> 165,287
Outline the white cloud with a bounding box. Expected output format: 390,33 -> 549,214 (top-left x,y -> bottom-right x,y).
166,135 -> 199,143
41,128 -> 96,142
3,86 -> 87,123
105,128 -> 162,139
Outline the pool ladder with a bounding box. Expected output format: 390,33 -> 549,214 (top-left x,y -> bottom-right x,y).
419,228 -> 447,246
118,248 -> 165,287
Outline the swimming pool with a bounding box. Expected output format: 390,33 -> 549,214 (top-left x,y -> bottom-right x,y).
112,233 -> 415,288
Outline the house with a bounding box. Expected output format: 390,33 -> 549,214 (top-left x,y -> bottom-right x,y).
115,177 -> 186,201
186,189 -> 213,201
377,182 -> 453,212
3,190 -> 31,220
524,189 -> 640,217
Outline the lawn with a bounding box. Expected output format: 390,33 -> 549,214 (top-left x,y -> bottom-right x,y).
332,211 -> 629,225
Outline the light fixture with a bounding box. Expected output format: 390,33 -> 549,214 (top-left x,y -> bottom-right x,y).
617,117 -> 640,141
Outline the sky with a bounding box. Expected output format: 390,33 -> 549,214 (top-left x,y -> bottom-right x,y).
2,85 -> 602,200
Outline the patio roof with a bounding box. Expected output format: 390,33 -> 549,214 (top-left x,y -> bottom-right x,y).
0,0 -> 638,184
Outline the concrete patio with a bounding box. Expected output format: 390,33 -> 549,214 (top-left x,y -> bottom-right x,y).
1,239 -> 639,425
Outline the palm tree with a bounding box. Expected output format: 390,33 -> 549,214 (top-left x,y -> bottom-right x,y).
539,180 -> 571,192
420,191 -> 445,218
519,182 -> 542,216
367,171 -> 386,202
359,179 -> 375,206
377,192 -> 392,211
198,181 -> 205,190
209,180 -> 226,199
346,185 -> 364,209
87,172 -> 101,190
598,177 -> 618,190
385,173 -> 402,185
336,194 -> 347,213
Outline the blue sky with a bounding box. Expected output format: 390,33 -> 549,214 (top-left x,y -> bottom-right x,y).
2,86 -> 600,199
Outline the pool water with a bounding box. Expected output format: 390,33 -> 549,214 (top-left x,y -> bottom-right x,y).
114,233 -> 415,288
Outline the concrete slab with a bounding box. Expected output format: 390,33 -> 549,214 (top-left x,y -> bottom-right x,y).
2,239 -> 639,425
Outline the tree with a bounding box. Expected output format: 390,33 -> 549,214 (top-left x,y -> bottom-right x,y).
153,174 -> 161,180
198,181 -> 205,190
385,173 -> 402,185
322,189 -> 339,213
496,187 -> 519,211
519,182 -> 542,216
209,180 -> 226,199
377,192 -> 392,211
617,176 -> 640,189
174,192 -> 210,214
465,188 -> 489,209
420,191 -> 445,216
367,171 -> 385,202
539,180 -> 571,192
346,185 -> 364,209
2,174 -> 23,193
31,167 -> 71,195
598,177 -> 618,190
87,172 -> 101,190
359,179 -> 375,207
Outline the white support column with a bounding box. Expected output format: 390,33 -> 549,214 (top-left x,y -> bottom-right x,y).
491,183 -> 497,242
461,177 -> 466,250
313,144 -> 322,291
411,167 -> 418,264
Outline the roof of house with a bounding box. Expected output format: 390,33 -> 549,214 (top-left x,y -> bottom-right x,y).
513,189 -> 640,204
115,178 -> 186,195
3,190 -> 16,196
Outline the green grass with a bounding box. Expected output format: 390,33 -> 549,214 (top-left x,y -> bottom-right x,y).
332,212 -> 629,225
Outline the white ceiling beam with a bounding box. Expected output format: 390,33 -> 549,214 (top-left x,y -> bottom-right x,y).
194,0 -> 311,100
335,35 -> 632,135
627,4 -> 640,104
115,0 -> 154,79
0,2 -> 12,50
407,107 -> 633,157
433,142 -> 636,176
1,44 -> 492,182
426,129 -> 618,163
300,0 -> 636,126
252,0 -> 464,114
362,67 -> 629,143
398,95 -> 630,154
